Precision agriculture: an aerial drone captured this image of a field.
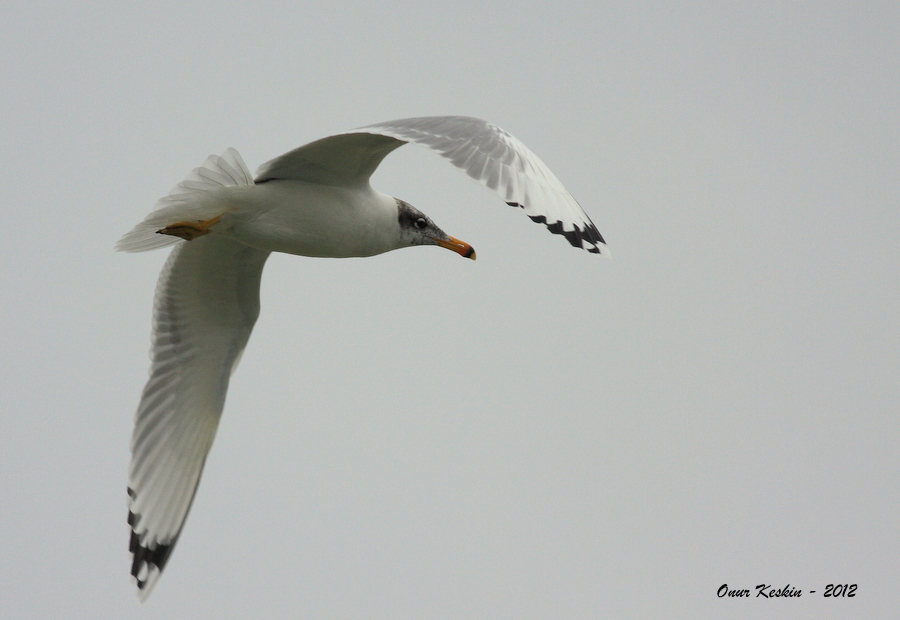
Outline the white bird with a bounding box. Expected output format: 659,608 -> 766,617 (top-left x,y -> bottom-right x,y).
118,116 -> 609,600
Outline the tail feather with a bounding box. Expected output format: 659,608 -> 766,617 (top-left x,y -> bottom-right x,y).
116,148 -> 253,253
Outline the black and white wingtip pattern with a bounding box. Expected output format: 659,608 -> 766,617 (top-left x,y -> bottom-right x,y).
517,205 -> 608,254
128,486 -> 173,600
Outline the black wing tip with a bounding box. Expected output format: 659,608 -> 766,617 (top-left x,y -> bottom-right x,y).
128,503 -> 176,594
506,201 -> 608,254
129,528 -> 174,591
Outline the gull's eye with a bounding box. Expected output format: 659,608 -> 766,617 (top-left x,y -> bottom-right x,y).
415,217 -> 427,229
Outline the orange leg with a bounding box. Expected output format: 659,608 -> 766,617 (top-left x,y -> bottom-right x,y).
156,214 -> 223,241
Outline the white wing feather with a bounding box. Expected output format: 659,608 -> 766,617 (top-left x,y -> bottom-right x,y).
126,235 -> 269,600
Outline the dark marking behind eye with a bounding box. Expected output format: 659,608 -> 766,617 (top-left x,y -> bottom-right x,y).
397,199 -> 428,231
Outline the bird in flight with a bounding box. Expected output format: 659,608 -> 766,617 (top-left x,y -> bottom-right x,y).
118,116 -> 609,600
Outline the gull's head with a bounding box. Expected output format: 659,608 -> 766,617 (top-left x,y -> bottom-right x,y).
395,199 -> 476,260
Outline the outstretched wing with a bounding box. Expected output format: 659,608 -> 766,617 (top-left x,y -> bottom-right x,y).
127,236 -> 270,600
255,116 -> 609,255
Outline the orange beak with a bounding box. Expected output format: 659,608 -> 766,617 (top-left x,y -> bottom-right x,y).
432,235 -> 476,260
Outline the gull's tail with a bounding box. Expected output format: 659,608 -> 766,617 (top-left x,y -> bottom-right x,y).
116,148 -> 254,253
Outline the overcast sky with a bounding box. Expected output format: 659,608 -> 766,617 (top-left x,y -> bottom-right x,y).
2,1 -> 897,618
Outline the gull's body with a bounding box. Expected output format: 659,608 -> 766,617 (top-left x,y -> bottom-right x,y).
119,116 -> 608,600
218,181 -> 402,257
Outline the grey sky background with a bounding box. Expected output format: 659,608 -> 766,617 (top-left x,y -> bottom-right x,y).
2,1 -> 897,618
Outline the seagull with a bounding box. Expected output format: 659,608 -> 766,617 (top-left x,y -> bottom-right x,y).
118,116 -> 609,600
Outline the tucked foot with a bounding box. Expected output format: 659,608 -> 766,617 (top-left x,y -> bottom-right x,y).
156,215 -> 223,241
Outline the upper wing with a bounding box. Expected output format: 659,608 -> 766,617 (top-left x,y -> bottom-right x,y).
255,116 -> 609,256
254,132 -> 405,187
127,235 -> 270,600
